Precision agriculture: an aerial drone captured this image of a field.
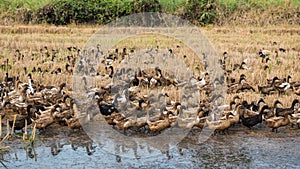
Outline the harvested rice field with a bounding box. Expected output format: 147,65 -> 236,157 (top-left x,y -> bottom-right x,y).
0,25 -> 299,168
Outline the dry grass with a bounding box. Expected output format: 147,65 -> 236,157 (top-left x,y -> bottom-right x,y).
203,25 -> 300,106
0,25 -> 299,107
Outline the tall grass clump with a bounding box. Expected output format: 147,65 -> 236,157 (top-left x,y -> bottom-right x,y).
158,0 -> 185,13
216,0 -> 300,26
35,0 -> 161,25
183,0 -> 217,26
0,0 -> 299,26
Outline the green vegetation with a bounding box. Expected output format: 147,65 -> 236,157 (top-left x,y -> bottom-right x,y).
218,0 -> 300,9
0,0 -> 53,11
158,0 -> 186,13
0,0 -> 299,26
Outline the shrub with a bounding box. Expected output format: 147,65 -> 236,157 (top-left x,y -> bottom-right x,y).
34,0 -> 162,25
183,0 -> 217,26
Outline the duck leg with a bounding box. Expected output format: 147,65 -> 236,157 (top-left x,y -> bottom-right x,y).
1,120 -> 10,143
30,123 -> 36,143
0,115 -> 2,138
11,115 -> 17,135
22,119 -> 28,141
225,128 -> 229,134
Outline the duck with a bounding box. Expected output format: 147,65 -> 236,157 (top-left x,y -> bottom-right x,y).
176,105 -> 197,129
27,73 -> 35,96
239,61 -> 251,70
265,113 -> 290,132
290,79 -> 300,89
279,47 -> 286,52
4,59 -> 14,84
64,113 -> 91,130
32,105 -> 61,129
146,111 -> 171,133
114,115 -> 148,132
235,78 -> 255,93
101,112 -> 126,126
112,117 -> 130,131
125,115 -> 148,130
295,88 -> 300,96
275,76 -> 292,95
239,105 -> 269,129
191,116 -> 207,129
36,104 -> 60,118
206,112 -> 232,134
258,84 -> 275,95
250,98 -> 265,112
228,105 -> 243,125
8,104 -> 35,131
33,112 -> 55,130
274,99 -> 299,117
262,58 -> 271,70
63,116 -> 82,129
105,66 -> 114,78
97,98 -> 118,116
258,49 -> 271,59
130,73 -> 139,86
289,111 -> 300,129
53,102 -> 74,123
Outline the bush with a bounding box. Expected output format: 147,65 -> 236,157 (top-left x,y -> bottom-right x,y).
133,0 -> 161,13
34,0 -> 162,25
15,8 -> 33,24
183,0 -> 217,26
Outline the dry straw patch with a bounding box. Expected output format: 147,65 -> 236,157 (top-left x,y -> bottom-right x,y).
0,25 -> 299,106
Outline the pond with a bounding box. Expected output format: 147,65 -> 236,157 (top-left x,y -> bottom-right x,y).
1,124 -> 299,169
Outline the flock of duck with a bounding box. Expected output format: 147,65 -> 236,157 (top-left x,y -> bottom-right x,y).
0,45 -> 299,139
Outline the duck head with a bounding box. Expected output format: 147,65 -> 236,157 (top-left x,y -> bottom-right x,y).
28,73 -> 32,80
291,99 -> 299,108
257,98 -> 265,105
259,105 -> 270,115
273,100 -> 283,108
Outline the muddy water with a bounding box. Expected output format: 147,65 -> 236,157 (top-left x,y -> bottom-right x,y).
1,124 -> 299,169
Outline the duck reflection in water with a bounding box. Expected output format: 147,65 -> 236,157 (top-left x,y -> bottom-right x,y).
25,144 -> 37,161
51,141 -> 63,156
86,141 -> 96,156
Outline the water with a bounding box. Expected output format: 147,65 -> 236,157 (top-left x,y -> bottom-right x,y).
1,124 -> 299,169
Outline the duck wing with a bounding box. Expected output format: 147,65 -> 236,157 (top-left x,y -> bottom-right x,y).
99,104 -> 118,116
240,114 -> 262,128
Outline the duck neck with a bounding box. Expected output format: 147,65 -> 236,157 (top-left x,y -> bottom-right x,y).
257,98 -> 264,106
291,100 -> 298,109
112,95 -> 118,105
177,106 -> 183,117
138,99 -> 144,109
259,106 -> 268,116
271,77 -> 278,86
165,112 -> 170,121
156,69 -> 162,78
26,107 -> 32,120
273,101 -> 282,108
287,76 -> 291,83
109,66 -> 114,78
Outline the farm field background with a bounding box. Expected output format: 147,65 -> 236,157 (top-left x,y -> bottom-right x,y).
0,24 -> 299,168
1,24 -> 299,107
0,0 -> 300,168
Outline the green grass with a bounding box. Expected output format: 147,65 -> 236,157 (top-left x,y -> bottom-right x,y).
158,0 -> 300,13
158,0 -> 186,13
218,0 -> 300,10
0,0 -> 54,12
1,0 -> 299,13
0,0 -> 299,26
